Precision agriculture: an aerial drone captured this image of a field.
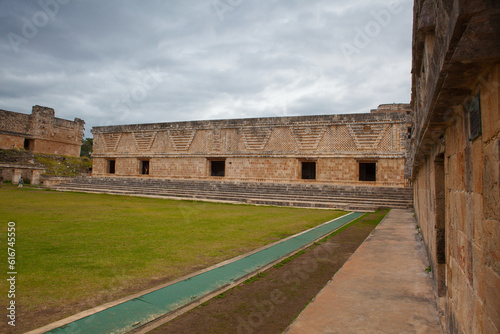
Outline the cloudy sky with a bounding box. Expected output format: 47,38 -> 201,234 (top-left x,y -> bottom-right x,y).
0,0 -> 413,137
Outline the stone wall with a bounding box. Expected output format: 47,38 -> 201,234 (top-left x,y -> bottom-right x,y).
408,1 -> 500,332
0,105 -> 85,157
0,109 -> 31,135
0,134 -> 25,150
92,109 -> 410,186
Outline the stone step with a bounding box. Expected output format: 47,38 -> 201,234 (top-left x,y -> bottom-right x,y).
62,177 -> 413,197
54,183 -> 412,206
52,177 -> 413,210
53,186 -> 386,211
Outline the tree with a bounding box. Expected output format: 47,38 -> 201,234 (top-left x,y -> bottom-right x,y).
80,137 -> 93,157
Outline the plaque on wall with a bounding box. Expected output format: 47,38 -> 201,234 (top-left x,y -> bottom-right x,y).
467,93 -> 482,141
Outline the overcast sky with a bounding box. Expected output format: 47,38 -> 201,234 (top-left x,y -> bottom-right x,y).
0,0 -> 413,137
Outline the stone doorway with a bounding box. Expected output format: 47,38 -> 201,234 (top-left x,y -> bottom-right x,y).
359,162 -> 376,181
24,138 -> 34,151
210,160 -> 225,177
107,159 -> 116,174
301,162 -> 316,180
141,160 -> 150,175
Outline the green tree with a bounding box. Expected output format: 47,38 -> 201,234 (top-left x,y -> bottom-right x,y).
80,137 -> 93,157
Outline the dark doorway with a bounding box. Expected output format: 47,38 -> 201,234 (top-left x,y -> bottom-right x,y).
211,160 -> 225,177
301,162 -> 316,180
359,162 -> 376,181
141,160 -> 150,175
24,138 -> 33,151
108,160 -> 116,174
434,154 -> 446,296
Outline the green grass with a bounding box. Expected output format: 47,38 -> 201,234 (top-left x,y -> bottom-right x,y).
0,184 -> 346,313
243,271 -> 268,284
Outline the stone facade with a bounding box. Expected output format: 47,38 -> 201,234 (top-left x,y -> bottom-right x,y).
408,1 -> 500,333
92,106 -> 411,187
0,105 -> 85,157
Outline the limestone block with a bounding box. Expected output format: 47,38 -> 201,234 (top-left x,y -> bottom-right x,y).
446,125 -> 458,156
457,279 -> 474,334
471,193 -> 485,244
482,139 -> 499,221
484,265 -> 500,331
471,138 -> 483,194
447,153 -> 457,190
456,192 -> 467,233
472,297 -> 484,334
472,243 -> 486,303
456,150 -> 466,190
480,65 -> 500,143
483,219 -> 500,275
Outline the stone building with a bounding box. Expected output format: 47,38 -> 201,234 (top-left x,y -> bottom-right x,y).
0,105 -> 85,157
91,104 -> 411,187
407,0 -> 499,333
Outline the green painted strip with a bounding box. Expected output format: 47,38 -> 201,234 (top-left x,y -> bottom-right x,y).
47,211 -> 363,334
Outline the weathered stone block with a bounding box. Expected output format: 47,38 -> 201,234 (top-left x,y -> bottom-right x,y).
471,193 -> 485,244
481,66 -> 500,143
484,266 -> 500,331
483,219 -> 500,275
483,139 -> 499,221
471,138 -> 483,194
472,297 -> 484,334
472,243 -> 486,303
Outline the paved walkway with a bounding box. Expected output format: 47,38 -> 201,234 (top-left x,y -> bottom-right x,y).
29,212 -> 364,334
285,209 -> 443,334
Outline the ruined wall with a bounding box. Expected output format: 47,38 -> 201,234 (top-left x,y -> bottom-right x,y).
0,105 -> 85,157
0,109 -> 31,149
92,111 -> 410,186
409,0 -> 500,332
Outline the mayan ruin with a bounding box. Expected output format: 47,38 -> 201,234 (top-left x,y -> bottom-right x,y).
0,0 -> 498,333
91,104 -> 411,186
0,105 -> 85,157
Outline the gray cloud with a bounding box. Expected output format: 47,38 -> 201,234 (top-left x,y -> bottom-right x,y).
0,0 -> 413,137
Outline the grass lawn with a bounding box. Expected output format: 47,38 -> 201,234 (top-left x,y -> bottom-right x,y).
0,184 -> 346,319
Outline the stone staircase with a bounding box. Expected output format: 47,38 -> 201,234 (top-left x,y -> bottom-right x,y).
50,177 -> 413,211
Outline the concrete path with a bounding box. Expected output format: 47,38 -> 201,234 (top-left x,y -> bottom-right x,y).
29,212 -> 364,334
285,209 -> 443,334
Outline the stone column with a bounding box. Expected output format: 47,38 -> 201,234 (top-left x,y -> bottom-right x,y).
31,170 -> 42,185
12,169 -> 21,183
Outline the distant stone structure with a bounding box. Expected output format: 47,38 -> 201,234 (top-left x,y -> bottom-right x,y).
91,104 -> 411,187
0,105 -> 85,157
408,1 -> 499,333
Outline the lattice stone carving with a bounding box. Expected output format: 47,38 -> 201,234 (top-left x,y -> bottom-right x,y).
102,133 -> 122,151
241,127 -> 272,150
132,131 -> 157,151
346,123 -> 388,151
291,126 -> 327,150
211,128 -> 222,152
331,126 -> 357,151
168,129 -> 196,151
378,125 -> 393,151
266,127 -> 298,151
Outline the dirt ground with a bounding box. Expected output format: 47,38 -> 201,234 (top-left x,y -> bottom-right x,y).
148,213 -> 382,334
